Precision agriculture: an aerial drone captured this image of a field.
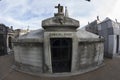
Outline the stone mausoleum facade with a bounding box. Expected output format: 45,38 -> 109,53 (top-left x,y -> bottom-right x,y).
0,24 -> 14,56
13,4 -> 104,76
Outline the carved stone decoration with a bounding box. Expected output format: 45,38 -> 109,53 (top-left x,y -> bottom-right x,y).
53,16 -> 65,24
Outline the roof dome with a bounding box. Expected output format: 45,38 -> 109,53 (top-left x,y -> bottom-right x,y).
15,29 -> 102,43
77,29 -> 103,41
15,29 -> 44,43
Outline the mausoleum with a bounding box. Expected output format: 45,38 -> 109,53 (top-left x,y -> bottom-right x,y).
13,4 -> 104,76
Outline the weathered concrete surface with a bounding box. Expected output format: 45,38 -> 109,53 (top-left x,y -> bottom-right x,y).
1,54 -> 120,80
13,4 -> 104,74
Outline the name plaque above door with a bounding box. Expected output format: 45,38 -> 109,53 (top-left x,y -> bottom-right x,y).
48,32 -> 74,37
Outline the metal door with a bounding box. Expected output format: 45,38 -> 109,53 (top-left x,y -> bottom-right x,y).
50,38 -> 72,73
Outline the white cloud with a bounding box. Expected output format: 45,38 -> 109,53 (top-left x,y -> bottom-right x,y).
0,0 -> 120,30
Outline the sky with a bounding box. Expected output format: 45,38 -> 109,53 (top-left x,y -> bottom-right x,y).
0,0 -> 120,30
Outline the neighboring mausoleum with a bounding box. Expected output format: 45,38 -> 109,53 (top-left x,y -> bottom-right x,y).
0,24 -> 14,56
84,17 -> 120,58
13,4 -> 104,76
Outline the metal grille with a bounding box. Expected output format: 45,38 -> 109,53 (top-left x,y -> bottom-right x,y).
50,38 -> 72,73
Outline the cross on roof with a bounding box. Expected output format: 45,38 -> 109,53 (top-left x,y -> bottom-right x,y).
55,4 -> 63,14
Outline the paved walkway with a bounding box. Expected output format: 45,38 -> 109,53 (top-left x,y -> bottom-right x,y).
0,54 -> 120,80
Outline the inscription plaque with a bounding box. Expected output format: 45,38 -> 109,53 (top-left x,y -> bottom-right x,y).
49,32 -> 73,37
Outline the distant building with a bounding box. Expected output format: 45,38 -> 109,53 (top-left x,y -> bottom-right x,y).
85,17 -> 120,58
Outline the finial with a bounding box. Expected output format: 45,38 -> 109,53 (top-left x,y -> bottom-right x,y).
10,26 -> 13,30
97,16 -> 100,21
27,26 -> 29,32
88,22 -> 90,24
65,6 -> 69,17
115,19 -> 118,23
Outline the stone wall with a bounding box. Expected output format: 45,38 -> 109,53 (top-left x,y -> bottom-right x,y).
76,42 -> 104,71
13,42 -> 44,73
